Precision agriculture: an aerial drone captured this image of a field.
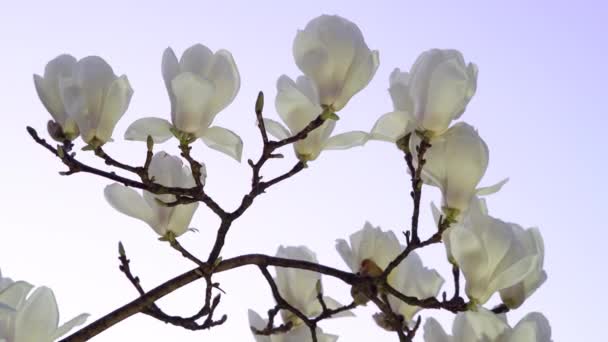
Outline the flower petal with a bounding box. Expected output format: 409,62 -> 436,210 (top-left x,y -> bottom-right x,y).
124,117 -> 173,143
370,111 -> 413,142
262,118 -> 291,140
52,313 -> 89,340
333,50 -> 379,111
423,317 -> 450,342
323,131 -> 369,150
14,287 -> 59,342
171,72 -> 215,133
0,281 -> 33,310
161,47 -> 180,118
104,183 -> 156,227
97,75 -> 133,143
206,49 -> 240,117
335,239 -> 356,272
200,126 -> 243,161
167,203 -> 199,237
476,178 -> 509,196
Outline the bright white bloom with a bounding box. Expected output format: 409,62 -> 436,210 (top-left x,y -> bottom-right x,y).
274,246 -> 351,323
124,44 -> 243,161
264,75 -> 369,161
386,252 -> 444,323
104,151 -> 202,237
248,309 -> 338,342
423,310 -> 552,342
499,226 -> 546,309
335,221 -> 401,277
0,284 -> 89,342
293,15 -> 379,111
401,49 -> 477,135
56,56 -> 133,146
441,198 -> 541,305
413,122 -> 506,213
423,308 -> 508,342
33,55 -> 80,140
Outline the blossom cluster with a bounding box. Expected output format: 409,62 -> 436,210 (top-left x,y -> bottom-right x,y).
26,13 -> 551,342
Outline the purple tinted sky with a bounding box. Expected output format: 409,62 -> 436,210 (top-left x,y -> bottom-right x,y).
1,0 -> 606,340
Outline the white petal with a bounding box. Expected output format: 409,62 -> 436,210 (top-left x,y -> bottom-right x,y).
476,178 -> 509,196
206,49 -> 240,117
323,131 -> 369,150
167,203 -> 199,236
423,317 -> 451,342
453,309 -> 508,341
124,117 -> 173,143
370,111 -> 412,142
0,281 -> 33,309
104,184 -> 156,227
14,287 -> 59,342
179,44 -> 213,76
171,72 -> 215,133
52,313 -> 89,340
509,312 -> 552,342
161,47 -> 180,118
333,50 -> 379,111
97,75 -> 133,143
262,118 -> 291,140
335,239 -> 356,272
447,227 -> 489,303
200,126 -> 243,161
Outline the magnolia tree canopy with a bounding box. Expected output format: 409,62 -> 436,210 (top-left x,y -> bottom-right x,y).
1,14 -> 549,342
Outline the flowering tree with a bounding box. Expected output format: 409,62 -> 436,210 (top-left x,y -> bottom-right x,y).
1,14 -> 550,342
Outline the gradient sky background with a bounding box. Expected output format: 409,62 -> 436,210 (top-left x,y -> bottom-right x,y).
1,0 -> 606,340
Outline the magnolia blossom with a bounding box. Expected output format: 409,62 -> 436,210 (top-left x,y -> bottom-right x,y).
42,55 -> 133,147
0,281 -> 88,342
33,55 -> 80,141
293,15 -> 379,112
499,226 -> 547,309
400,49 -> 477,135
423,309 -> 552,342
248,309 -> 338,342
274,246 -> 351,323
440,198 -> 542,305
104,151 -> 202,237
336,221 -> 402,277
413,122 -> 506,213
263,75 -> 369,161
386,252 -> 444,323
124,44 -> 243,161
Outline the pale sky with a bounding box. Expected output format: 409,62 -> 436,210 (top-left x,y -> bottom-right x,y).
1,0 -> 606,341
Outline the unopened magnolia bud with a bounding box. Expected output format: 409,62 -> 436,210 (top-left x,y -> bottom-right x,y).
255,91 -> 264,113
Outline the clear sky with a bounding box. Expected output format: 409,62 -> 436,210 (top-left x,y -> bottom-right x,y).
1,0 -> 606,340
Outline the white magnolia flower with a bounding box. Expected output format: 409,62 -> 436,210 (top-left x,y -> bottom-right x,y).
413,122 -> 506,213
0,284 -> 89,342
104,151 -> 202,237
248,309 -> 338,342
33,54 -> 80,141
386,252 -> 444,323
400,49 -> 477,135
124,44 -> 243,161
293,15 -> 379,112
56,56 -> 133,147
274,246 -> 351,323
499,226 -> 547,309
264,75 -> 369,161
423,310 -> 552,342
335,222 -> 402,277
441,198 -> 540,305
423,308 -> 508,342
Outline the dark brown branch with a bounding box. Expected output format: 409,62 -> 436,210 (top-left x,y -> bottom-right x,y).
27,126 -> 225,217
